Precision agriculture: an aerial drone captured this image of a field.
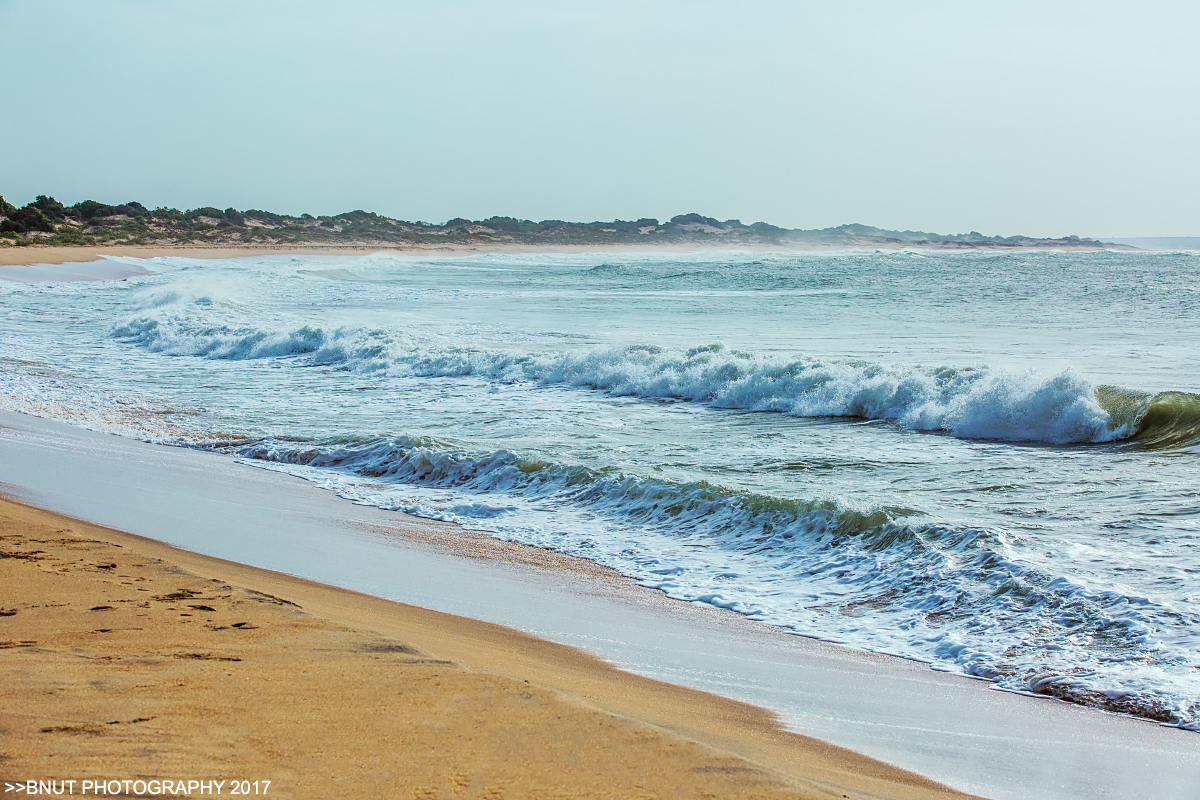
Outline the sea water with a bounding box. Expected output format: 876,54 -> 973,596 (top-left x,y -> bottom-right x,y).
2,248 -> 1198,728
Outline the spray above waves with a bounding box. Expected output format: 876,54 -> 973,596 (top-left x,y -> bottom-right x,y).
216,433 -> 1199,729
109,316 -> 1199,446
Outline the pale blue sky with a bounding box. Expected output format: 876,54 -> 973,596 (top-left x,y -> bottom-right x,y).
2,1 -> 1196,237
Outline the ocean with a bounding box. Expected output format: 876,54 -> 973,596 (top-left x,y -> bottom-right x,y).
2,248 -> 1198,729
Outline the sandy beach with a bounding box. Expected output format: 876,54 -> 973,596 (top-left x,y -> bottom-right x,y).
0,236 -> 1128,273
1,495 -> 977,799
0,243 -> 810,270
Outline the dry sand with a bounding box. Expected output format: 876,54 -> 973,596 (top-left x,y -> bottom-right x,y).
0,243 -> 797,269
0,497 -> 982,800
0,246 -> 406,267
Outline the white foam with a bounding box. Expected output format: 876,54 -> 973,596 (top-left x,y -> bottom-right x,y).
111,314 -> 1122,444
222,433 -> 1200,729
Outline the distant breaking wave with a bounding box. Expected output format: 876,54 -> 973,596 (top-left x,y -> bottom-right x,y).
110,316 -> 1200,448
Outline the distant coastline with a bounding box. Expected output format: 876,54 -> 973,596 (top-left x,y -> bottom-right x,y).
1104,236 -> 1200,251
1,194 -> 1132,253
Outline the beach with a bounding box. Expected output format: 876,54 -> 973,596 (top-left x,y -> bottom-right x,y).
2,411 -> 1198,800
2,495 -> 976,799
0,244 -> 811,272
0,234 -> 1127,273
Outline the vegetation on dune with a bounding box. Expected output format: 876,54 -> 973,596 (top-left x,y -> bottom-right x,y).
0,194 -> 1109,249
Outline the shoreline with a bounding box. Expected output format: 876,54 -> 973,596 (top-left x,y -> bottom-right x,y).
2,411 -> 1198,800
0,494 -> 976,800
0,240 -> 1134,268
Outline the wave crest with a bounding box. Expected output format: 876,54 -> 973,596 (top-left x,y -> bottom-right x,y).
1096,386 -> 1200,449
112,316 -> 1180,445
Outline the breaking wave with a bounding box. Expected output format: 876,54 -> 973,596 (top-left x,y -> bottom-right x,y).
1096,385 -> 1200,449
109,316 -> 1200,447
211,433 -> 1200,729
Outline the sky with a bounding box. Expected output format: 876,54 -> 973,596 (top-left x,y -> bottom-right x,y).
1,1 -> 1197,237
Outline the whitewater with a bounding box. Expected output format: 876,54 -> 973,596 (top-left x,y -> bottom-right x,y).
2,248 -> 1198,729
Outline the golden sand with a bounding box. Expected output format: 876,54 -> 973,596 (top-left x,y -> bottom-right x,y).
0,241 -> 830,269
0,498 -> 981,799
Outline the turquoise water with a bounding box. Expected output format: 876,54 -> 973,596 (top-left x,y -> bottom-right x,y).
3,248 -> 1199,727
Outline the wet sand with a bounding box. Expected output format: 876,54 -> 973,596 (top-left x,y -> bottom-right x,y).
0,497 -> 977,799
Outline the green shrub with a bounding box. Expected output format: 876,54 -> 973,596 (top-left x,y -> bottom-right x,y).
71,200 -> 150,221
151,207 -> 186,221
334,210 -> 378,224
186,207 -> 227,220
50,229 -> 90,245
669,213 -> 721,227
31,195 -> 67,220
1,206 -> 55,234
244,209 -> 283,225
